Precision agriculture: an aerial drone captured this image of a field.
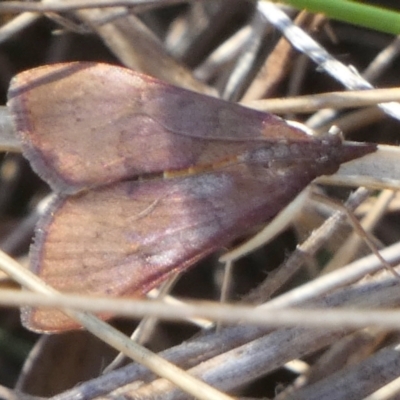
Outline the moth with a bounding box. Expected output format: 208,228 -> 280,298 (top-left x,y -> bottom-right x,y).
7,62 -> 376,332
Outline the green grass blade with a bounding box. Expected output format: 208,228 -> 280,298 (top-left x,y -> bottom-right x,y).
278,0 -> 400,35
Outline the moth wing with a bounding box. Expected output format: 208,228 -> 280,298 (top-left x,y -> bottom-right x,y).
8,62 -> 313,194
24,160 -> 331,332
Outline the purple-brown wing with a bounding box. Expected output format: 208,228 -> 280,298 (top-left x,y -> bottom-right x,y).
22,163 -> 312,331
24,137 -> 374,332
8,62 -> 331,194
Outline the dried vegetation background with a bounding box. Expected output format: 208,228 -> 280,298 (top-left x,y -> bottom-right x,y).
1,1 -> 400,399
